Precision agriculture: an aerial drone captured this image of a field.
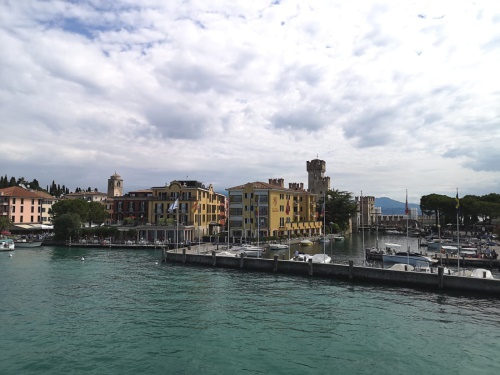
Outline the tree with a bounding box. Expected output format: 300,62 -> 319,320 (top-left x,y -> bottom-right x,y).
87,201 -> 108,227
0,216 -> 12,233
50,199 -> 89,222
53,213 -> 81,240
321,189 -> 358,232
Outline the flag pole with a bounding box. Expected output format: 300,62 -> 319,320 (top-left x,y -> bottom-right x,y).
456,188 -> 460,274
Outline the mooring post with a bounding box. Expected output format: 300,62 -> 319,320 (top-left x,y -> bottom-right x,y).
273,255 -> 278,271
349,260 -> 353,280
446,253 -> 449,266
211,251 -> 216,266
239,252 -> 245,269
308,258 -> 313,276
182,248 -> 186,263
438,266 -> 444,289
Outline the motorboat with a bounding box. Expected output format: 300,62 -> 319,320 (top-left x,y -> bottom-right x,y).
334,236 -> 344,241
388,263 -> 414,272
382,243 -> 435,266
231,244 -> 264,257
470,268 -> 494,279
291,252 -> 331,263
13,237 -> 43,248
1,238 -> 15,250
269,243 -> 289,250
299,239 -> 313,246
318,236 -> 330,243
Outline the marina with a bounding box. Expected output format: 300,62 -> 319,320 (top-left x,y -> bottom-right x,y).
1,245 -> 499,375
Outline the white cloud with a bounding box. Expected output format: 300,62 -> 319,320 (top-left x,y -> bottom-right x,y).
1,0 -> 499,203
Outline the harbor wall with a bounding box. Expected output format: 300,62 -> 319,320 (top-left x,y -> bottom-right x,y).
165,250 -> 500,296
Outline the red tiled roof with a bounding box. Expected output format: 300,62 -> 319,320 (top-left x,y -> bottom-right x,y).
0,186 -> 48,198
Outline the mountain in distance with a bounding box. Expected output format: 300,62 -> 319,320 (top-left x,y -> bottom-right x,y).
375,197 -> 421,215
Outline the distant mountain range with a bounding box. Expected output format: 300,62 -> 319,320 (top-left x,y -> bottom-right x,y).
375,197 -> 421,215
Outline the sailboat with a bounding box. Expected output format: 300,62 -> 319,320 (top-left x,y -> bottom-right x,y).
383,190 -> 434,267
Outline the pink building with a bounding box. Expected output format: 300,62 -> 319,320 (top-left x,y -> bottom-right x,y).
0,186 -> 46,225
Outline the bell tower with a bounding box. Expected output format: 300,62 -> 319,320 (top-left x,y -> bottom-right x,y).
107,172 -> 123,197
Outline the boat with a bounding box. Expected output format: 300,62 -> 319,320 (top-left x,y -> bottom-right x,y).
318,236 -> 330,243
268,243 -> 289,250
470,268 -> 494,279
231,244 -> 264,257
1,238 -> 15,250
388,263 -> 414,272
292,252 -> 331,263
382,243 -> 435,266
299,239 -> 313,246
13,238 -> 43,248
334,236 -> 344,241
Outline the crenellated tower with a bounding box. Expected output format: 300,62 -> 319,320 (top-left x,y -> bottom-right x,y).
307,159 -> 330,196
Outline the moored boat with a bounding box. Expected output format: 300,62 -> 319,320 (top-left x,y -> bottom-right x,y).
1,238 -> 15,250
382,243 -> 435,266
299,239 -> 313,246
13,239 -> 43,248
269,243 -> 289,250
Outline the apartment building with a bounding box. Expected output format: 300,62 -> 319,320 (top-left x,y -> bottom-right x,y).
227,179 -> 322,240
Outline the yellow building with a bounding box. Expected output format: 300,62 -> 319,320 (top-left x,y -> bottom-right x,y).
227,179 -> 322,240
148,180 -> 226,237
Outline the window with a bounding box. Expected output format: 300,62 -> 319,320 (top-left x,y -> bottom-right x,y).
32,199 -> 35,204
20,206 -> 24,213
31,207 -> 34,213
280,217 -> 284,226
12,206 -> 15,213
31,216 -> 34,222
21,198 -> 24,204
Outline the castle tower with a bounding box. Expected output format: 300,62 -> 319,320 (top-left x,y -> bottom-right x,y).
107,172 -> 123,197
307,159 -> 330,196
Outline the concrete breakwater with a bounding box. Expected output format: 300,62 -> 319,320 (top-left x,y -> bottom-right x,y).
165,249 -> 500,296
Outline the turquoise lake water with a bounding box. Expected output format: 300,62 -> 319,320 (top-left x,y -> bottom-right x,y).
1,238 -> 499,375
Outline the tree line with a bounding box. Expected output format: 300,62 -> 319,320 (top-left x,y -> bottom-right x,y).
0,175 -> 100,197
420,193 -> 500,229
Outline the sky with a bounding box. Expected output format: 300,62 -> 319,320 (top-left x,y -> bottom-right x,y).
1,0 -> 499,203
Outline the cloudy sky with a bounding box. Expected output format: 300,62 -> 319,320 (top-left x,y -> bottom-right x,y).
1,0 -> 499,203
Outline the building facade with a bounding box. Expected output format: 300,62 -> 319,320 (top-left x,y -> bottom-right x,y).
0,186 -> 52,226
148,180 -> 226,237
227,179 -> 322,240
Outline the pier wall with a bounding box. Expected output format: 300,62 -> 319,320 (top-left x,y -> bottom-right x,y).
165,250 -> 500,296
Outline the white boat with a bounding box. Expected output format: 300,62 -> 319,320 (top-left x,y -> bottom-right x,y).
13,238 -> 43,248
318,237 -> 330,243
382,243 -> 434,266
231,244 -> 264,257
299,239 -> 313,246
1,238 -> 15,250
292,252 -> 331,263
470,268 -> 494,279
269,243 -> 289,250
311,253 -> 332,263
334,236 -> 344,241
388,263 -> 415,271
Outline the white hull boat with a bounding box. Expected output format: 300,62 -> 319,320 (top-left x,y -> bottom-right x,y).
13,240 -> 43,248
269,243 -> 289,250
1,239 -> 15,250
299,240 -> 313,246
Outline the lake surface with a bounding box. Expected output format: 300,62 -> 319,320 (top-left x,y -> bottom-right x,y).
1,237 -> 499,375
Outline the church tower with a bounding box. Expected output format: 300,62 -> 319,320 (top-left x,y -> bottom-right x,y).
307,158 -> 330,196
107,172 -> 123,197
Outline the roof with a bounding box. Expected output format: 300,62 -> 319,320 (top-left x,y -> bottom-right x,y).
0,186 -> 52,199
227,181 -> 308,193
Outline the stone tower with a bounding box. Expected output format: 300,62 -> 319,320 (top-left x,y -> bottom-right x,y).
107,172 -> 123,197
307,159 -> 330,196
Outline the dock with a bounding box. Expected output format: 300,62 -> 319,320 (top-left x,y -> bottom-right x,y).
164,248 -> 500,296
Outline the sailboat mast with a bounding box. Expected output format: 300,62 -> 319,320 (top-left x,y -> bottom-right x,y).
406,189 -> 409,265
323,192 -> 326,260
361,191 -> 365,253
